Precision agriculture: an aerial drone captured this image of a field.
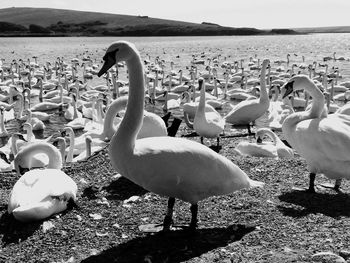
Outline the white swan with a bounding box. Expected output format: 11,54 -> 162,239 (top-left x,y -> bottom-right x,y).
25,109 -> 45,131
224,59 -> 270,133
98,41 -> 264,231
101,96 -> 167,141
8,142 -> 77,222
255,128 -> 294,158
282,75 -> 350,192
193,78 -> 225,146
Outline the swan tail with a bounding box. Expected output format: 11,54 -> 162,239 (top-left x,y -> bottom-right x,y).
248,178 -> 265,189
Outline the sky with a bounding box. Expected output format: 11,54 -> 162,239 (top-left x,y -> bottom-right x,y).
1,0 -> 349,29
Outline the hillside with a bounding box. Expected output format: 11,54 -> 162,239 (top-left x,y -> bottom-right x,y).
0,7 -> 297,36
292,26 -> 350,34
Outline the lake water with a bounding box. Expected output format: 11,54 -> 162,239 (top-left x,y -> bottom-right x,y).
1,34 -> 350,145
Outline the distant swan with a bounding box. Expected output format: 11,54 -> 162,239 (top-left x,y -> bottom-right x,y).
98,40 -> 264,231
224,59 -> 270,133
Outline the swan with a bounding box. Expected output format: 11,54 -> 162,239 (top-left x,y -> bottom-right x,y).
255,128 -> 294,158
8,142 -> 77,222
281,75 -> 350,192
25,109 -> 45,131
101,96 -> 167,141
193,78 -> 225,146
234,136 -> 278,158
224,59 -> 270,133
182,91 -> 217,120
15,93 -> 52,121
98,41 -> 264,231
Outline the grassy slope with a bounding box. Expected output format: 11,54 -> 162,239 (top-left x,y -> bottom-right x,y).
0,7 -> 221,29
292,26 -> 350,33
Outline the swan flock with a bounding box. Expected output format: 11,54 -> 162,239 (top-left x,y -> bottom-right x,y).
1,39 -> 349,233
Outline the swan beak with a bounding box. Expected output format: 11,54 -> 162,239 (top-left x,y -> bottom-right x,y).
282,81 -> 294,99
97,54 -> 116,77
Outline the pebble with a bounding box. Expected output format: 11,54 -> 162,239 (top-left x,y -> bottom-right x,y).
312,251 -> 346,263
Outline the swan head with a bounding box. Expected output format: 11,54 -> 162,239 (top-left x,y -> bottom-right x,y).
98,41 -> 138,77
282,75 -> 313,99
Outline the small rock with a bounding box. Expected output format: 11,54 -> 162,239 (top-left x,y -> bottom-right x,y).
89,213 -> 103,220
42,221 -> 55,233
79,178 -> 88,184
97,197 -> 110,207
90,249 -> 99,256
339,250 -> 350,260
312,251 -> 346,263
123,195 -> 140,204
121,233 -> 128,239
112,173 -> 122,180
76,215 -> 82,221
96,231 -> 109,237
113,223 -> 120,228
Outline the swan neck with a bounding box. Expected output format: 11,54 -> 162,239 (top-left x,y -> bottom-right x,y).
113,52 -> 144,149
259,66 -> 269,103
102,96 -> 128,140
66,131 -> 75,162
283,80 -> 325,130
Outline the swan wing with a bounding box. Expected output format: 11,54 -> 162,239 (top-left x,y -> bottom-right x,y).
117,137 -> 257,204
290,114 -> 350,177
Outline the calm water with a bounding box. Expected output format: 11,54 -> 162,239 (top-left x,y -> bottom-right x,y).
1,34 -> 350,144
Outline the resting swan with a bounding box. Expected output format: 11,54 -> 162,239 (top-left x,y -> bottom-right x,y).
8,142 -> 77,222
255,128 -> 294,158
224,59 -> 270,134
98,41 -> 264,231
282,75 -> 350,192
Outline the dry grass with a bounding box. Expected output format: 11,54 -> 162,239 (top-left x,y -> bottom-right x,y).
1,123 -> 350,263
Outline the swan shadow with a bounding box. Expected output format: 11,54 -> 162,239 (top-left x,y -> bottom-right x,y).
277,190 -> 350,218
181,131 -> 198,137
102,176 -> 148,201
0,211 -> 41,246
81,224 -> 255,263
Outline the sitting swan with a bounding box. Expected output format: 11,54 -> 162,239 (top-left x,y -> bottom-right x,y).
8,142 -> 77,222
282,75 -> 350,192
255,128 -> 294,158
98,40 -> 264,231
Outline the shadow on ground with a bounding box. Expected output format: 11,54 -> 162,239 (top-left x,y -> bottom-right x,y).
278,190 -> 350,218
101,177 -> 148,201
82,224 -> 255,263
0,211 -> 41,246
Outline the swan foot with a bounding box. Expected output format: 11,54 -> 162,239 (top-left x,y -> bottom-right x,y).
320,179 -> 343,193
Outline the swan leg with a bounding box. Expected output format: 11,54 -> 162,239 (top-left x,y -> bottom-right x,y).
200,137 -> 204,144
163,197 -> 175,231
307,173 -> 316,193
247,125 -> 252,135
334,179 -> 342,192
189,203 -> 198,230
216,137 -> 220,147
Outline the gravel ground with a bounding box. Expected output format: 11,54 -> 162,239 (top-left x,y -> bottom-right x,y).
1,121 -> 350,263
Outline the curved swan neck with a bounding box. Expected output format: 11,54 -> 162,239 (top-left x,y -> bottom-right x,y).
15,143 -> 62,171
283,79 -> 325,129
102,96 -> 128,140
113,49 -> 145,149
